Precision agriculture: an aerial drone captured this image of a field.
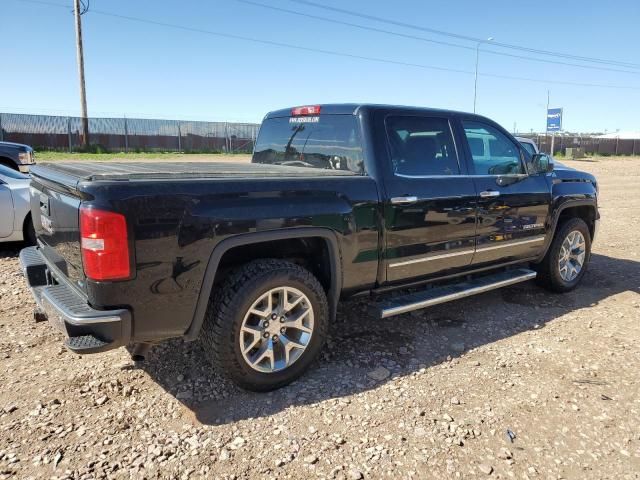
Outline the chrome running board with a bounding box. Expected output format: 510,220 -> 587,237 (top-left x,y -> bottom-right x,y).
375,268 -> 537,319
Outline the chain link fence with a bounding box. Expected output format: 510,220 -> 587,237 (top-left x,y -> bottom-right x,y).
0,113 -> 260,153
517,134 -> 640,156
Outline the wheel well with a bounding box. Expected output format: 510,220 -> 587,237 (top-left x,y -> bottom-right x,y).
557,205 -> 596,239
0,157 -> 18,170
215,237 -> 333,294
23,212 -> 32,236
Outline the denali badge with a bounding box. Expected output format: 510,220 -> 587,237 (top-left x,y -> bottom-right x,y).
522,223 -> 544,230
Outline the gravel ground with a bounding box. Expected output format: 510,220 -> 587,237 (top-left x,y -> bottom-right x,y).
1,157 -> 638,479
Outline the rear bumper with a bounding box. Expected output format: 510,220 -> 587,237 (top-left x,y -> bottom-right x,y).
19,246 -> 131,354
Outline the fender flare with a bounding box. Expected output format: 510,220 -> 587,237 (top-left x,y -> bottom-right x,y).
184,227 -> 343,341
535,198 -> 598,262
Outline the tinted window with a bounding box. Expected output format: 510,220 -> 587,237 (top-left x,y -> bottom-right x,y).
463,121 -> 524,175
253,115 -> 364,174
0,164 -> 28,180
386,116 -> 460,176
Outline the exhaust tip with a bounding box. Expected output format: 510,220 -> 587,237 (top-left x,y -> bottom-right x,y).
129,343 -> 152,362
34,309 -> 48,323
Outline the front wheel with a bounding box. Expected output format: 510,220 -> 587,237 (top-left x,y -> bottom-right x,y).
200,259 -> 328,391
535,217 -> 591,293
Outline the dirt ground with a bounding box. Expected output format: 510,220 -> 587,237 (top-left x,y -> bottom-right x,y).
0,157 -> 638,479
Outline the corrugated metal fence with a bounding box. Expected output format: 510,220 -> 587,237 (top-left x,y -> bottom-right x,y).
0,113 -> 260,153
519,134 -> 640,156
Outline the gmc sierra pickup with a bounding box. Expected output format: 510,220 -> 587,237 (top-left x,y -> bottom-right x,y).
20,104 -> 599,391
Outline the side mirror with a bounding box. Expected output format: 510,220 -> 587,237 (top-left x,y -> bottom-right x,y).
531,153 -> 554,174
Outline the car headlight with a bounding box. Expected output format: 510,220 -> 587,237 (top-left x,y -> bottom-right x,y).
19,151 -> 34,164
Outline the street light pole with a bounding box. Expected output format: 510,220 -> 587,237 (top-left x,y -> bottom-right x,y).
473,37 -> 493,113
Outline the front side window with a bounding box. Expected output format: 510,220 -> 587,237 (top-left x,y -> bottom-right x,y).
385,116 -> 460,176
463,121 -> 524,175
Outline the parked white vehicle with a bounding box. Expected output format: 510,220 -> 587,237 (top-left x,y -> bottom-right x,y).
516,136 -> 540,156
0,164 -> 35,244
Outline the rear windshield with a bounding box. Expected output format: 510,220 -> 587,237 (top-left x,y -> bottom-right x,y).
0,164 -> 28,179
252,115 -> 364,174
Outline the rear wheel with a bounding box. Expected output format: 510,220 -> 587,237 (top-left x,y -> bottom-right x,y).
535,217 -> 591,292
200,259 -> 328,391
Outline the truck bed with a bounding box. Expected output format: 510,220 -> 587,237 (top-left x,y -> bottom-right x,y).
33,161 -> 357,182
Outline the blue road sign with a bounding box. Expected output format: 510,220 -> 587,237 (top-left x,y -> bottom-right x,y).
547,108 -> 563,132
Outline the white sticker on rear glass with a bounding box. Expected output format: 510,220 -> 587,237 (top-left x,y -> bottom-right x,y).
289,116 -> 320,124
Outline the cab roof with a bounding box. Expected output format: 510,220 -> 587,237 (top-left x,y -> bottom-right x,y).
265,103 -> 476,119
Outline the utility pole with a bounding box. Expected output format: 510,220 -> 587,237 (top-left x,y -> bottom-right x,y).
546,90 -> 554,155
473,37 -> 493,113
74,0 -> 89,149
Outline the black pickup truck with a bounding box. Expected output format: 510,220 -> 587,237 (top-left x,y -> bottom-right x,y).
20,104 -> 599,391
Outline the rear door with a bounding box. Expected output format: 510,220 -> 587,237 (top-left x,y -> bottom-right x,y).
379,112 -> 478,283
458,119 -> 551,266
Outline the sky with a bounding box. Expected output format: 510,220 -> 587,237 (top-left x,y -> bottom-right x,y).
2,0 -> 640,133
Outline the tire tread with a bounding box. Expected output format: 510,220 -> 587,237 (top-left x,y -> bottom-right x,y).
199,259 -> 328,391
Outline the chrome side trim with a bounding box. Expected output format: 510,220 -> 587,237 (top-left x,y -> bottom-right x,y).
388,236 -> 545,268
380,270 -> 537,318
389,248 -> 475,268
475,236 -> 545,252
390,196 -> 418,205
393,173 -> 529,179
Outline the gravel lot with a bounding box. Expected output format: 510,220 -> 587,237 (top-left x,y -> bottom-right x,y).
1,157 -> 638,479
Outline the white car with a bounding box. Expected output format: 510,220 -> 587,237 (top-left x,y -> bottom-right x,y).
0,164 -> 35,244
516,136 -> 540,156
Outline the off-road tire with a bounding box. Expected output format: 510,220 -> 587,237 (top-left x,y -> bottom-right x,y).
200,259 -> 329,391
535,217 -> 591,293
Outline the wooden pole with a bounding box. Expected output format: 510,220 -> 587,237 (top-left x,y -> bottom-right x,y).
73,0 -> 89,148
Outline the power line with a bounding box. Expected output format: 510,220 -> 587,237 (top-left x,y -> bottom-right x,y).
11,0 -> 640,91
237,0 -> 640,76
288,0 -> 640,70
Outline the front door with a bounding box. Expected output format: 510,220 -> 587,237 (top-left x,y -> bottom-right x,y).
459,119 -> 551,266
381,114 -> 478,283
0,184 -> 14,237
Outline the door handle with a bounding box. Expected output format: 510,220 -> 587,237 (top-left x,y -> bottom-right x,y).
479,190 -> 500,198
390,196 -> 418,205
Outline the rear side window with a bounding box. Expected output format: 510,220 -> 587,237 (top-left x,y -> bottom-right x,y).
252,115 -> 364,174
463,121 -> 524,175
385,116 -> 460,176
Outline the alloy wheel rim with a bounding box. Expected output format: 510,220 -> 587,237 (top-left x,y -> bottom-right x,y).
558,230 -> 586,282
239,286 -> 314,373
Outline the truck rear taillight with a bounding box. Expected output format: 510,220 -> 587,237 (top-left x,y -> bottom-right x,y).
80,206 -> 130,281
291,105 -> 321,116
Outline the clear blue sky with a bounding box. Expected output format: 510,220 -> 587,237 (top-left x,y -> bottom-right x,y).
3,0 -> 639,133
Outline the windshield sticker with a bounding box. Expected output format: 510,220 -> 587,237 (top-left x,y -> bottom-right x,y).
289,116 -> 320,124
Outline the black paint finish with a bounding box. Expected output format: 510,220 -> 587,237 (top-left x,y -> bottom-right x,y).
24,104 -> 599,347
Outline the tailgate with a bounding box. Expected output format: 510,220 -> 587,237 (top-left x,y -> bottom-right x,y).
29,166 -> 86,292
